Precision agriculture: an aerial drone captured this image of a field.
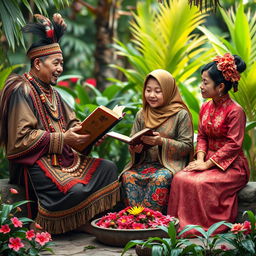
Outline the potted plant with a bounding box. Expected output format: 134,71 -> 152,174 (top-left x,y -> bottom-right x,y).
121,221 -> 204,256
219,210 -> 256,255
91,205 -> 179,247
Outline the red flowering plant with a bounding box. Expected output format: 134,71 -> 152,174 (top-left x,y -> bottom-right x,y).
0,188 -> 54,255
218,210 -> 256,255
96,205 -> 177,230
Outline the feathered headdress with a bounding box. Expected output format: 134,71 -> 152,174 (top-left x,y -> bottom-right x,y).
22,13 -> 67,59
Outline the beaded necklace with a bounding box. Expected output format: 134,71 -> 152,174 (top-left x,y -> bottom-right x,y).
24,72 -> 68,166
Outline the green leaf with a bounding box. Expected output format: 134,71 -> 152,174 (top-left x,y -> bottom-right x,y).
179,82 -> 200,113
96,96 -> 109,106
151,244 -> 163,256
206,221 -> 228,237
241,239 -> 255,254
75,84 -> 90,105
246,121 -> 256,132
243,133 -> 252,152
1,204 -> 13,218
179,225 -> 207,239
55,87 -> 76,109
121,240 -> 145,255
58,74 -> 83,82
0,64 -> 24,89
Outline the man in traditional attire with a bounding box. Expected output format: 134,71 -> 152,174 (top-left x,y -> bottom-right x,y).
0,13 -> 120,234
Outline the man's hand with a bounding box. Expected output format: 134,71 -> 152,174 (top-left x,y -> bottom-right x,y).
141,132 -> 163,146
64,125 -> 90,146
129,144 -> 144,154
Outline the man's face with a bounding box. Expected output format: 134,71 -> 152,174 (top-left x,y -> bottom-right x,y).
37,53 -> 63,85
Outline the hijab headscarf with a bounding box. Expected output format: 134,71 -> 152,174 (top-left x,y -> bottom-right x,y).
142,69 -> 192,129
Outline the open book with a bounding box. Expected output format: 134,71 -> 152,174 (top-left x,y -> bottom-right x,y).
71,105 -> 125,152
107,128 -> 154,149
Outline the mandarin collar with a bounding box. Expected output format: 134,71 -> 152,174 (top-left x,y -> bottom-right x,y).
212,93 -> 230,106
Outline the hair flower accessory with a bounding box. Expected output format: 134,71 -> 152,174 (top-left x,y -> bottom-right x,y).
213,53 -> 240,83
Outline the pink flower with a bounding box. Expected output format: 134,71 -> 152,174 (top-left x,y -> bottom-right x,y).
86,78 -> 96,87
231,223 -> 245,234
35,232 -> 51,246
132,223 -> 146,229
11,217 -> 23,228
26,229 -> 35,240
10,188 -> 18,194
8,237 -> 24,252
96,207 -> 176,230
243,221 -> 251,235
136,214 -> 147,221
0,224 -> 11,234
117,215 -> 134,228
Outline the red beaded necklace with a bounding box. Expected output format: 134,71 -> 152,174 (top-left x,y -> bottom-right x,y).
24,72 -> 66,133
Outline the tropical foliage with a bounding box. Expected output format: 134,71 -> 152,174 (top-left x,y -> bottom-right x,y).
0,0 -> 69,51
122,210 -> 256,255
0,188 -> 54,255
112,0 -> 215,131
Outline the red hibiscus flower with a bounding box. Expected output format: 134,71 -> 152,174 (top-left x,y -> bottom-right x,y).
0,224 -> 11,234
26,230 -> 36,240
8,237 -> 24,252
35,232 -> 51,246
11,217 -> 23,228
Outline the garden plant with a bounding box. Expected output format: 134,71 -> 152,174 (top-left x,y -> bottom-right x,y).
0,188 -> 54,255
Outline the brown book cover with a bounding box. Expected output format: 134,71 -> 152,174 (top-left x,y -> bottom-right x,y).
71,105 -> 125,152
107,128 -> 154,149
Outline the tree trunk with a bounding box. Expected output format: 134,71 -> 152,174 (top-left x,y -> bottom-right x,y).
94,0 -> 119,91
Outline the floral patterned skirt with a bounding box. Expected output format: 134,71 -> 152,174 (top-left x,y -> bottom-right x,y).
121,162 -> 172,213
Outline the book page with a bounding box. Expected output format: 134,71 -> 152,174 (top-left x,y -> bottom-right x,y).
107,131 -> 131,143
112,105 -> 125,118
130,128 -> 153,140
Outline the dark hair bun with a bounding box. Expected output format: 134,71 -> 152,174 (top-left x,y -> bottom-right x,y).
234,55 -> 246,73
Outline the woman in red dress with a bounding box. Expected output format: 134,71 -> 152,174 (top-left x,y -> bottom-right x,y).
167,53 -> 250,235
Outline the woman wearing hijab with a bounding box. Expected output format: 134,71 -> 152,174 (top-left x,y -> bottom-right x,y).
120,69 -> 194,213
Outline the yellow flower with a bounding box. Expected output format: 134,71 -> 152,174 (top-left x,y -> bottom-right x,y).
127,206 -> 145,215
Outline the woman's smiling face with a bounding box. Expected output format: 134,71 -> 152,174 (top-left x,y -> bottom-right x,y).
144,78 -> 164,108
